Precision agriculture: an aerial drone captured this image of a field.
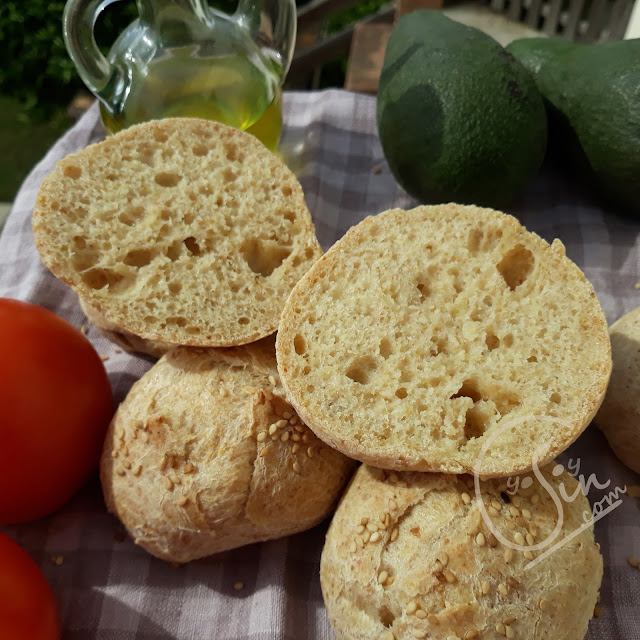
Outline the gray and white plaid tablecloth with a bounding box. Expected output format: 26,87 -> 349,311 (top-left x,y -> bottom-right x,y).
1,90 -> 639,639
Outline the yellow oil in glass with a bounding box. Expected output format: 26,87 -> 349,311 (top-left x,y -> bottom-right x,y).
101,50 -> 283,150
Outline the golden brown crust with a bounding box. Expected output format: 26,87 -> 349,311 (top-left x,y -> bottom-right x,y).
277,205 -> 611,477
321,465 -> 603,640
595,305 -> 640,473
33,118 -> 323,348
100,338 -> 356,562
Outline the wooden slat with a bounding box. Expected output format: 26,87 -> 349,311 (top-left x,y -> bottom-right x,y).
562,0 -> 585,40
288,5 -> 395,82
394,0 -> 443,20
609,0 -> 635,39
344,23 -> 393,93
507,0 -> 523,22
525,0 -> 544,29
491,0 -> 507,12
543,0 -> 564,35
584,0 -> 609,41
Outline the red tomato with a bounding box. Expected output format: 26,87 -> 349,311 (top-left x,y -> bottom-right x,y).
0,299 -> 113,524
0,532 -> 60,640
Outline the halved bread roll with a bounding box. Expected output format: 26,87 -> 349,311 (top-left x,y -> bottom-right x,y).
277,204 -> 611,477
33,118 -> 322,349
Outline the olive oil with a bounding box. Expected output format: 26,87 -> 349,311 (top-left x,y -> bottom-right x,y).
101,50 -> 283,150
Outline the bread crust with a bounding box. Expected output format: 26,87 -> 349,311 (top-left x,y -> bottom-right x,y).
277,205 -> 611,477
595,305 -> 640,473
321,464 -> 603,640
100,338 -> 356,562
33,118 -> 323,348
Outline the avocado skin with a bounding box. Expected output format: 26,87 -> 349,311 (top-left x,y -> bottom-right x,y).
536,40 -> 640,216
376,11 -> 547,209
505,38 -> 578,75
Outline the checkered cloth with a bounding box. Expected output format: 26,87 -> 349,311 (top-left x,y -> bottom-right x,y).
1,90 -> 639,639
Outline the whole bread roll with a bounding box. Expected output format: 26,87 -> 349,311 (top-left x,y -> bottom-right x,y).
33,118 -> 322,349
595,305 -> 640,473
321,464 -> 602,640
277,204 -> 611,477
101,338 -> 356,562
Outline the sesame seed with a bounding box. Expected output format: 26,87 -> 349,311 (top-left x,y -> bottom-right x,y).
526,533 -> 535,546
302,434 -> 310,443
465,630 -> 479,640
438,552 -> 449,566
396,480 -> 408,488
367,522 -> 378,532
496,623 -> 506,636
271,433 -> 279,441
101,355 -> 109,362
427,614 -> 438,624
177,496 -> 188,506
594,604 -> 602,617
292,443 -> 300,453
506,577 -> 518,588
488,506 -> 500,516
627,556 -> 640,569
505,626 -> 515,639
159,456 -> 168,471
378,570 -> 389,584
133,464 -> 142,477
503,616 -> 516,625
165,477 -> 174,491
507,521 -> 516,530
80,325 -> 87,334
363,531 -> 371,543
389,499 -> 398,510
123,460 -> 132,470
233,581 -> 244,590
289,415 -> 298,425
434,560 -> 443,572
444,569 -> 456,583
219,387 -> 228,397
461,492 -> 471,504
184,463 -> 195,473
292,434 -> 301,442
171,474 -> 181,485
294,425 -> 305,433
415,610 -> 427,619
390,527 -> 399,542
111,450 -> 119,458
481,580 -> 490,594
50,555 -> 64,566
476,532 -> 486,546
511,495 -> 521,507
514,532 -> 525,545
356,525 -> 365,534
268,375 -> 277,386
117,468 -> 126,476
361,517 -> 369,525
531,494 -> 540,505
259,445 -> 271,457
492,499 -> 502,511
539,598 -> 548,611
276,419 -> 288,428
370,532 -> 382,543
280,431 -> 290,442
406,601 -> 418,614
281,411 -> 292,419
529,522 -> 537,536
268,424 -> 278,435
498,583 -> 508,596
412,630 -> 426,639
504,548 -> 514,563
349,541 -> 357,553
509,506 -> 520,517
522,508 -> 532,519
292,461 -> 301,473
514,516 -> 526,527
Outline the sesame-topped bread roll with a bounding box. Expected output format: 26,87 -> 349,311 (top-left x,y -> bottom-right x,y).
276,204 -> 611,477
33,118 -> 322,351
100,337 -> 356,562
321,464 -> 602,640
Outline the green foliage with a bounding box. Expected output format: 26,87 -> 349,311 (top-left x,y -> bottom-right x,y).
325,0 -> 387,34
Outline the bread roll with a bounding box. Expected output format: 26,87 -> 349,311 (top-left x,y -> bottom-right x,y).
321,464 -> 602,640
277,204 -> 611,477
33,118 -> 322,349
595,305 -> 640,473
101,338 -> 355,562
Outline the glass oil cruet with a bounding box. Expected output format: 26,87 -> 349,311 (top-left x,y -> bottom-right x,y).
63,0 -> 296,150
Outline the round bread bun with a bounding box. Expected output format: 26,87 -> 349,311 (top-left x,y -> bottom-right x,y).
100,338 -> 355,562
321,464 -> 602,640
276,204 -> 611,477
33,118 -> 322,348
79,296 -> 173,359
595,305 -> 640,473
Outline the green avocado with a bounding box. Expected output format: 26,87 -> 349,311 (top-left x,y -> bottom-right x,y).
376,11 -> 547,209
508,38 -> 640,216
505,38 -> 578,75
